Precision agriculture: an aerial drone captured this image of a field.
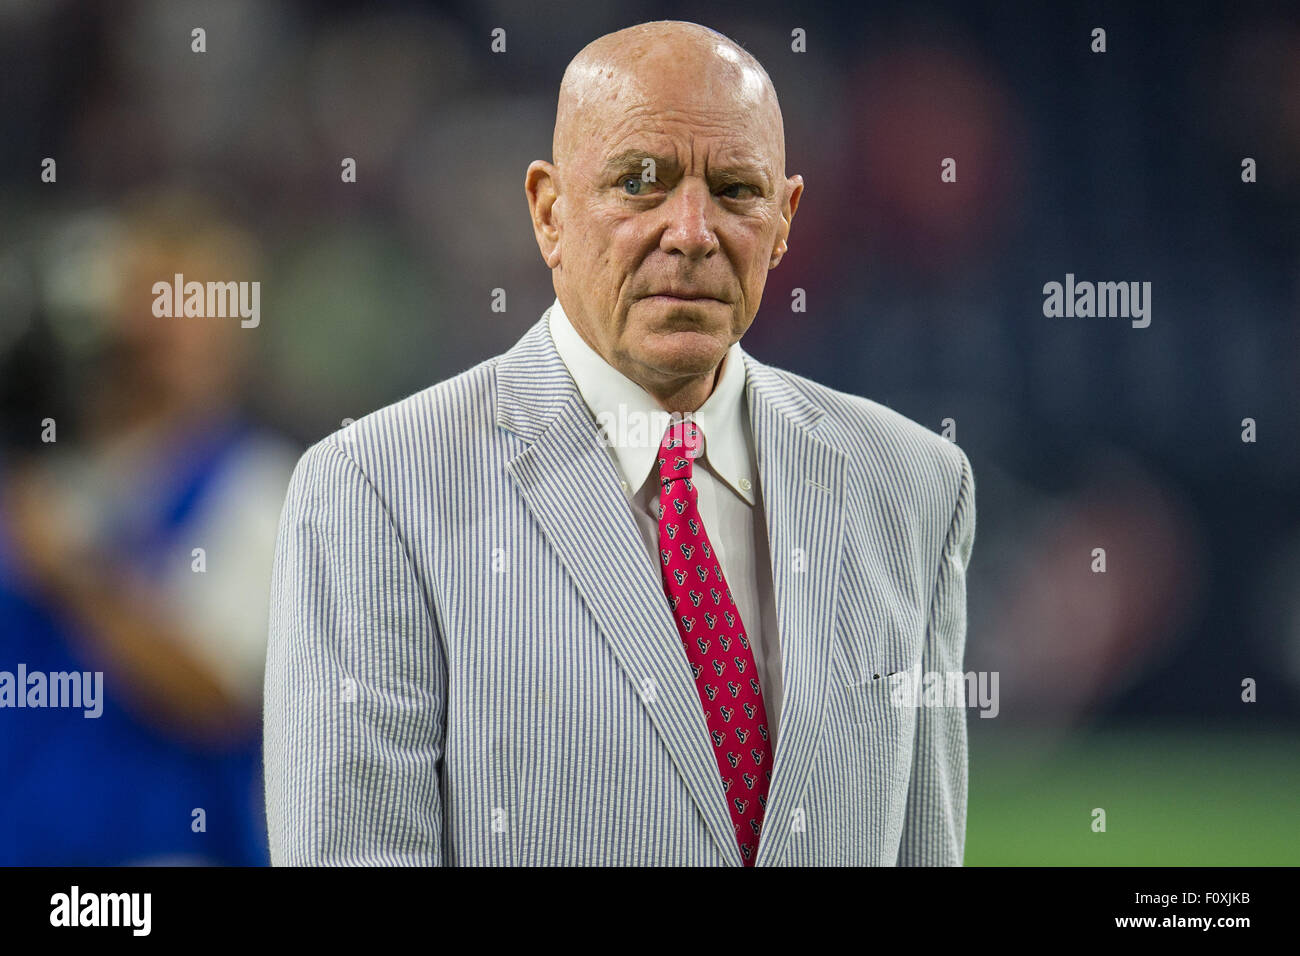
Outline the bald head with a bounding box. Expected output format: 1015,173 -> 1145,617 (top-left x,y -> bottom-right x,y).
525,20 -> 803,413
554,22 -> 785,173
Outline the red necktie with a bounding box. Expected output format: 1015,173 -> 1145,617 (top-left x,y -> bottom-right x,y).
656,418 -> 772,865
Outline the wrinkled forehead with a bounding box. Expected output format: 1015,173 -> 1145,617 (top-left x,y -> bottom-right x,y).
558,40 -> 783,170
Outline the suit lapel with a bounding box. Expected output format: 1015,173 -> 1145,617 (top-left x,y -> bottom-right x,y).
741,352 -> 849,868
495,311 -> 848,868
498,310 -> 742,865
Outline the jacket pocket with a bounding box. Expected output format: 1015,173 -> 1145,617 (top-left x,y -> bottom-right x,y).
830,634 -> 920,725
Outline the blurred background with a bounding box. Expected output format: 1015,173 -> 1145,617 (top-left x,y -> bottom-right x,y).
1,0 -> 1297,865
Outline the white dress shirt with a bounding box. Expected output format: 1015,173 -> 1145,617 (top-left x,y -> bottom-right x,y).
547,298 -> 784,749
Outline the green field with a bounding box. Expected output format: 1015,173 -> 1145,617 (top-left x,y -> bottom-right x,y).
965,729 -> 1300,866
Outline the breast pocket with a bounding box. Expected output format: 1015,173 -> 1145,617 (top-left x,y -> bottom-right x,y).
831,641 -> 913,687
832,601 -> 924,679
830,610 -> 925,725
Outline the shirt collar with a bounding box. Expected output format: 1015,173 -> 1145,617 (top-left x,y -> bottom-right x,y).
548,297 -> 756,505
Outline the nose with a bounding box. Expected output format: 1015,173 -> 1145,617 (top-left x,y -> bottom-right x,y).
659,179 -> 718,259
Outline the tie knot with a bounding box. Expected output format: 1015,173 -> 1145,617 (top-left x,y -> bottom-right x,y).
657,418 -> 704,482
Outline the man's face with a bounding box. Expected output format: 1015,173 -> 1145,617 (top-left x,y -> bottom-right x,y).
528,42 -> 802,401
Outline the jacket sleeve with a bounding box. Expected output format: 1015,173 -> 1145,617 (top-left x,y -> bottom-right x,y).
896,446 -> 976,866
263,437 -> 446,865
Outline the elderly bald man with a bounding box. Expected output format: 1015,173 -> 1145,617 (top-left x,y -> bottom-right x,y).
265,20 -> 976,867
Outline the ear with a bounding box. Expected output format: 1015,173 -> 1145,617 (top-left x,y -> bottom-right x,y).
526,160 -> 562,269
769,173 -> 804,269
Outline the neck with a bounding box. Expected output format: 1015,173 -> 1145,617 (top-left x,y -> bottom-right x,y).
641,356 -> 725,414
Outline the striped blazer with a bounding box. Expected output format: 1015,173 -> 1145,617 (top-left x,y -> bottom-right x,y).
263,305 -> 976,866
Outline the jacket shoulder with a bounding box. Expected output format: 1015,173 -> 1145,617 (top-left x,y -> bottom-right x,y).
295,353 -> 505,480
753,360 -> 970,516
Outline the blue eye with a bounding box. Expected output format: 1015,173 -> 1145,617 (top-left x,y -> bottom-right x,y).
622,177 -> 645,195
720,182 -> 755,199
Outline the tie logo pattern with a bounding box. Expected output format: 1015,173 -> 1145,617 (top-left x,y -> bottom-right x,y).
656,419 -> 772,865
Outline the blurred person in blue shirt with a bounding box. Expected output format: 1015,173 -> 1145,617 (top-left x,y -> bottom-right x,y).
0,194 -> 298,864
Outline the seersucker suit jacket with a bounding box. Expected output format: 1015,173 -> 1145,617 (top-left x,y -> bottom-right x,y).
263,304 -> 976,867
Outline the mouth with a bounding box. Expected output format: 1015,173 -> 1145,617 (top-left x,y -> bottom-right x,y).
643,292 -> 722,303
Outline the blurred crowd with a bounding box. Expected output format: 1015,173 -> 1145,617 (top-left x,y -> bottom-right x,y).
0,0 -> 1297,863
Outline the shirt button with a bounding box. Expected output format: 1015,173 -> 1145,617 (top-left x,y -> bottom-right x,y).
739,477 -> 752,492
620,480 -> 629,493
